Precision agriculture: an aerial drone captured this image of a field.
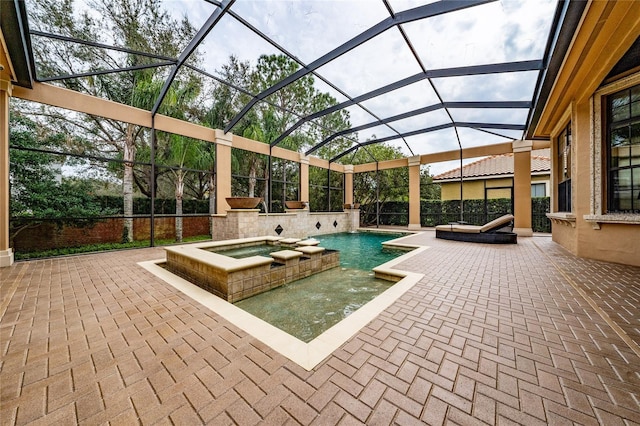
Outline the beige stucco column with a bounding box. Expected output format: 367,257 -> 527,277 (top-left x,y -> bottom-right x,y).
343,164 -> 354,206
408,155 -> 421,230
513,140 -> 533,237
214,129 -> 233,214
0,80 -> 13,267
299,154 -> 309,203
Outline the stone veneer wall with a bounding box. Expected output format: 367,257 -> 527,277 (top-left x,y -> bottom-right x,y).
211,209 -> 360,241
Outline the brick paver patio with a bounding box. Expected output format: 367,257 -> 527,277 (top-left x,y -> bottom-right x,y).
1,232 -> 639,425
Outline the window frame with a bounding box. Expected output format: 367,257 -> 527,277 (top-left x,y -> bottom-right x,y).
606,83 -> 640,214
531,183 -> 546,198
584,71 -> 640,229
556,122 -> 572,212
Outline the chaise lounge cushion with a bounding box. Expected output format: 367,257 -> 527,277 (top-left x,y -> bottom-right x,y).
435,224 -> 482,233
435,214 -> 514,234
479,214 -> 515,232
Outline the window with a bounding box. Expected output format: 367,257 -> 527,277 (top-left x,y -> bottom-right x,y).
608,84 -> 640,213
557,123 -> 571,212
531,183 -> 546,198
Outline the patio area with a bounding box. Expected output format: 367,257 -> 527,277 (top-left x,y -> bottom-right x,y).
1,232 -> 639,425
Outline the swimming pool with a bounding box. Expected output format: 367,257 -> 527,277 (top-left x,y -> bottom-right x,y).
213,232 -> 405,267
234,232 -> 408,342
140,231 -> 425,369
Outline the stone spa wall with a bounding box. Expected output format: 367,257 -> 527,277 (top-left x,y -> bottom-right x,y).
211,208 -> 360,241
164,237 -> 340,302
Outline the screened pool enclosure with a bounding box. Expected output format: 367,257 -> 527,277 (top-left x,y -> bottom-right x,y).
1,0 -> 569,262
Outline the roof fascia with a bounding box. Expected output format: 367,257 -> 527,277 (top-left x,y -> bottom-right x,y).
0,0 -> 35,88
528,0 -> 640,139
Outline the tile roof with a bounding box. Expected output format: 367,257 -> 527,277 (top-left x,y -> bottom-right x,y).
432,149 -> 550,181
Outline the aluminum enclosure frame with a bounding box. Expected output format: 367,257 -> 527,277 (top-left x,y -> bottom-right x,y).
2,0 -> 570,163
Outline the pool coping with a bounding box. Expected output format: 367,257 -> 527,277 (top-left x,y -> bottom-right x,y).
138,234 -> 427,370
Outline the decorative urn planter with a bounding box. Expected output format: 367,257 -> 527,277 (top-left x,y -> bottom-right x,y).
285,201 -> 307,209
225,197 -> 263,209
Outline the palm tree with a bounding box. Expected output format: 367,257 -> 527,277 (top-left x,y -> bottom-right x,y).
163,135 -> 200,242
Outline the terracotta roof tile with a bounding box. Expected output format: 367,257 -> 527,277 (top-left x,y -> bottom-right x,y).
433,149 -> 550,181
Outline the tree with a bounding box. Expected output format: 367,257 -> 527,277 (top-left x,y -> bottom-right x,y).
249,54 -> 315,147
198,56 -> 254,212
208,54 -> 353,210
350,142 -> 409,224
420,167 -> 441,200
8,112 -> 117,245
247,54 -> 352,155
160,134 -> 201,242
305,92 -> 353,161
240,123 -> 267,198
202,55 -> 253,131
25,0 -> 201,241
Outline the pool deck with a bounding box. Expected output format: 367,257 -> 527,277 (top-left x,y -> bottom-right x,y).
1,231 -> 639,425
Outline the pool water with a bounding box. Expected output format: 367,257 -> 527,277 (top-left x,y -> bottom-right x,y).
312,232 -> 406,270
234,232 -> 407,342
212,244 -> 281,258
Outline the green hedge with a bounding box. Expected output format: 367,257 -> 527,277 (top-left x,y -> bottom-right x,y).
361,197 -> 551,232
96,196 -> 210,215
531,197 -> 551,233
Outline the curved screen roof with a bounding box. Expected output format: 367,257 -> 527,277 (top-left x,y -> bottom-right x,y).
19,0 -> 561,163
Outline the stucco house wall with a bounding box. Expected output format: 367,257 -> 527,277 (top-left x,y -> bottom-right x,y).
532,1 -> 640,267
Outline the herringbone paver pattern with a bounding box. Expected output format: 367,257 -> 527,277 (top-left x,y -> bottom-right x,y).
539,242 -> 640,350
1,234 -> 639,425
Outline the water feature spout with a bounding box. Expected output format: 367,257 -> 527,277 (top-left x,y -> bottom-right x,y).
261,200 -> 269,215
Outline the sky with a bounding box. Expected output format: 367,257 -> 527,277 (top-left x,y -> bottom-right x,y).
55,0 -> 559,175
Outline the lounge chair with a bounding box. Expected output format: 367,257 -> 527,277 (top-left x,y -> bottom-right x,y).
435,214 -> 517,244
